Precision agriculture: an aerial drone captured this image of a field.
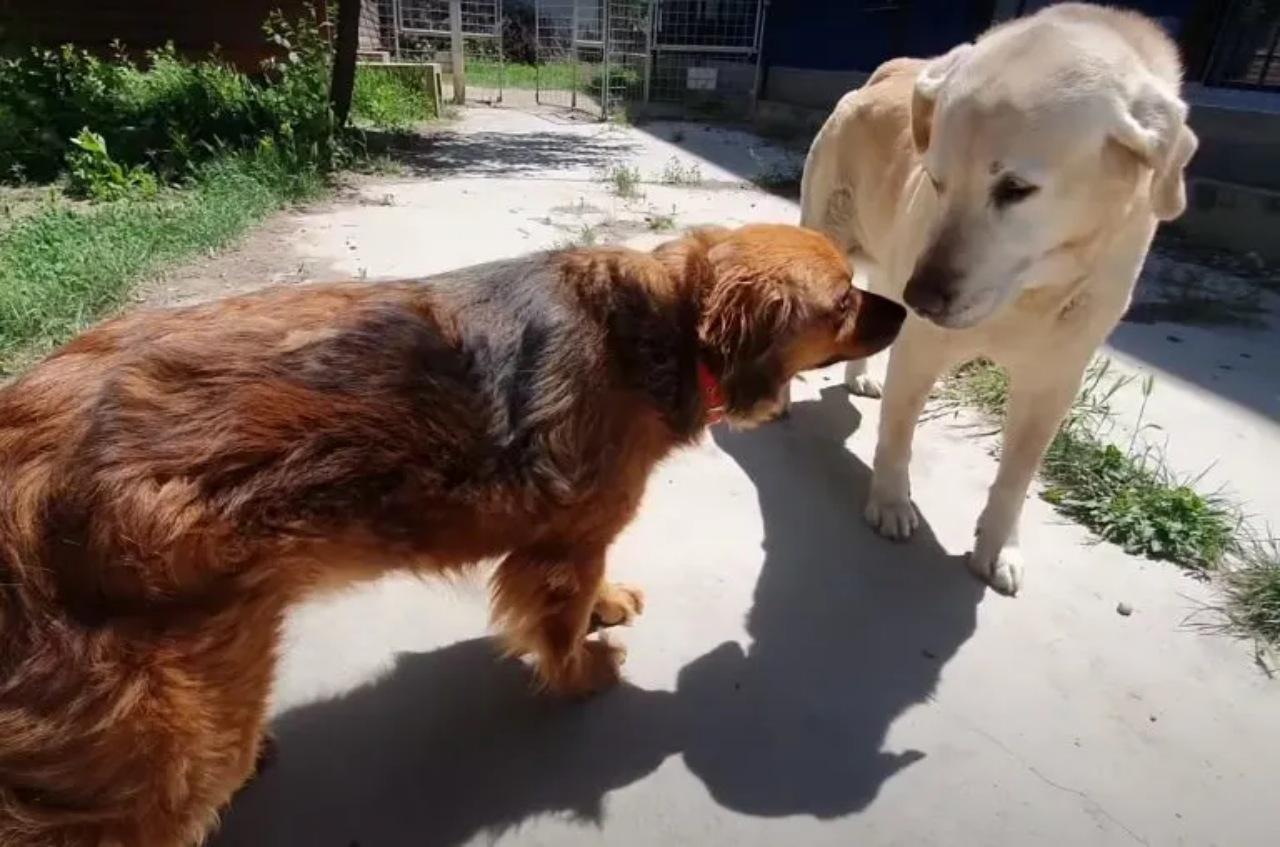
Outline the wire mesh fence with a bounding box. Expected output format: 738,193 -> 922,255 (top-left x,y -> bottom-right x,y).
648,0 -> 762,119
359,0 -> 764,118
362,0 -> 505,104
529,0 -> 599,113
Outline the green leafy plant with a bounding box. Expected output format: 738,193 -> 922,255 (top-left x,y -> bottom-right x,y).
65,128 -> 158,201
0,7 -> 343,187
938,358 -> 1236,571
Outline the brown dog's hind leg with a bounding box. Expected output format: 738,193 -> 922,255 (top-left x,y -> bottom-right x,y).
490,545 -> 626,697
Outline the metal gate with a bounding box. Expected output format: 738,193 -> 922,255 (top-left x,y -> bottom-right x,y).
364,0 -> 765,118
646,0 -> 764,119
375,0 -> 506,104
529,0 -> 764,120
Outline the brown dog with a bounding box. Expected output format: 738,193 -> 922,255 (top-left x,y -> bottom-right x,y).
0,223 -> 904,846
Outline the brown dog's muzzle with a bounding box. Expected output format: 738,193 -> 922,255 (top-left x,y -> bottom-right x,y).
850,290 -> 907,358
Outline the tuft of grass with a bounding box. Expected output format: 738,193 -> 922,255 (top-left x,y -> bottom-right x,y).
646,207 -> 678,232
659,157 -> 702,186
552,223 -> 602,251
602,163 -> 643,200
937,358 -> 1236,571
0,152 -> 324,371
351,64 -> 439,132
1217,538 -> 1280,664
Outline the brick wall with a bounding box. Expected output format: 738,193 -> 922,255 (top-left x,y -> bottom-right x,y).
0,0 -> 328,72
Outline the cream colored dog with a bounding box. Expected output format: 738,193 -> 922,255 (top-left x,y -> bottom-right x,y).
797,2 -> 1197,595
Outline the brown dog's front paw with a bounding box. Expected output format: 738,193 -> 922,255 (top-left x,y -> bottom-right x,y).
549,635 -> 627,698
591,582 -> 646,629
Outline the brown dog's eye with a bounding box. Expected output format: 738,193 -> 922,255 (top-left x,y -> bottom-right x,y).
992,175 -> 1039,208
834,288 -> 856,317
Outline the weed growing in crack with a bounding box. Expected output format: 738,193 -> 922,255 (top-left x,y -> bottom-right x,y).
602,163 -> 643,200
659,157 -> 702,186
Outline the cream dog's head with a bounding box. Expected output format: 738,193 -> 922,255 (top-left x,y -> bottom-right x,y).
903,4 -> 1198,329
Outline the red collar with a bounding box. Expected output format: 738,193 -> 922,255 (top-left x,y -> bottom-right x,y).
698,361 -> 726,426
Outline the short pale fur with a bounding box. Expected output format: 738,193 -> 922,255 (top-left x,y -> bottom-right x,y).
797,2 -> 1197,594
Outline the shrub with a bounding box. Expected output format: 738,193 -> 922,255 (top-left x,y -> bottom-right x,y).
0,6 -> 340,187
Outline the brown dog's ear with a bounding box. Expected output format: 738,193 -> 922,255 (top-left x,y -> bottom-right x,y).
1109,76 -> 1198,222
699,266 -> 799,416
911,44 -> 972,153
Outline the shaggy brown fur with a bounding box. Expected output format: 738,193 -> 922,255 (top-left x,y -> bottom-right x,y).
0,224 -> 904,846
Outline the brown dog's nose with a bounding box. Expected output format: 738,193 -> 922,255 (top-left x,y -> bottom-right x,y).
852,291 -> 907,355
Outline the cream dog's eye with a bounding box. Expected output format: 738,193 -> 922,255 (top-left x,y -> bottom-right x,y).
992,174 -> 1039,207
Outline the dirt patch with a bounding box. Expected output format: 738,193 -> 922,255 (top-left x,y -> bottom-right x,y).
132,186 -> 383,309
0,186 -> 89,234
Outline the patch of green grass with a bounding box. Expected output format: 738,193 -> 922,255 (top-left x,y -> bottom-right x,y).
0,152 -> 324,371
939,356 -> 1280,655
0,9 -> 339,186
938,358 -> 1237,570
351,64 -> 439,132
1217,539 -> 1280,664
465,60 -> 640,97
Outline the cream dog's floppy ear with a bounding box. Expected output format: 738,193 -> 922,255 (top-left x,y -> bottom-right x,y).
1110,76 -> 1199,221
911,43 -> 972,153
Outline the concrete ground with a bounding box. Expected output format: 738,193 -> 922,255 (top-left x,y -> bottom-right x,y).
187,108 -> 1280,847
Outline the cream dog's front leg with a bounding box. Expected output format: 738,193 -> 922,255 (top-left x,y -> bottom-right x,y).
864,321 -> 960,540
969,355 -> 1090,595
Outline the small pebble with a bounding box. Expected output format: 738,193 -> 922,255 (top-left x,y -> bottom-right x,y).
1117,601 -> 1134,616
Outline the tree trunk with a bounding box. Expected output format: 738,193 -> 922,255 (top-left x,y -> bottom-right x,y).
330,0 -> 362,126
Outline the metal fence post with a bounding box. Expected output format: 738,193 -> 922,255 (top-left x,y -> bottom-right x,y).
751,0 -> 768,111
571,0 -> 579,110
601,0 -> 612,120
642,0 -> 654,104
497,0 -> 506,103
391,0 -> 403,60
449,0 -> 467,104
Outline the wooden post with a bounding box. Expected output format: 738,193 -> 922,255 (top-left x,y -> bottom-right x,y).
450,0 -> 467,105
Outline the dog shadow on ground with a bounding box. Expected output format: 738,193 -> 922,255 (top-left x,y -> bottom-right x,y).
211,387 -> 985,847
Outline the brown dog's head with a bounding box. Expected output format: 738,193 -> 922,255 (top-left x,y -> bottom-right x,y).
657,223 -> 905,427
